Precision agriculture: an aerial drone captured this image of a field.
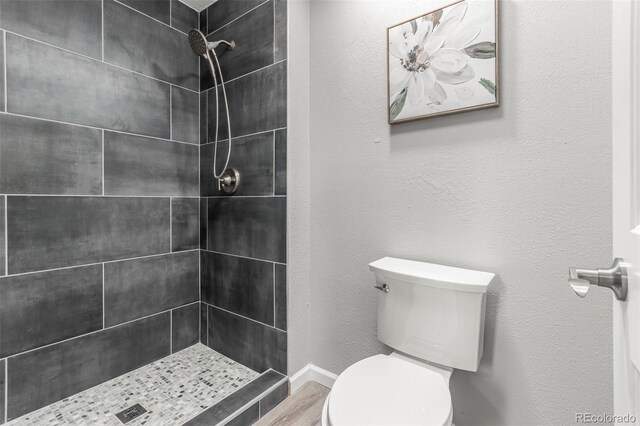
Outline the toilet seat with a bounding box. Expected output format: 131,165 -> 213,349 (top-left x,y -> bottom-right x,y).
326,354 -> 452,426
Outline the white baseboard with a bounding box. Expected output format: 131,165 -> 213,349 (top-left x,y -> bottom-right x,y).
290,364 -> 338,393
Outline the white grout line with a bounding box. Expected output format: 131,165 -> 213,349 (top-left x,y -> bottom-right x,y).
272,131 -> 276,195
0,111 -> 200,147
2,250 -> 200,279
4,31 -> 199,94
205,303 -> 209,347
169,198 -> 173,252
202,59 -> 287,91
208,0 -> 270,36
170,85 -> 173,141
113,0 -> 188,37
201,127 -> 286,146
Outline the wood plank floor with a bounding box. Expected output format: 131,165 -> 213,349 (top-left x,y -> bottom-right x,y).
255,381 -> 330,426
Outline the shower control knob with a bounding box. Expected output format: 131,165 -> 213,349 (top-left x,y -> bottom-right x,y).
218,168 -> 240,195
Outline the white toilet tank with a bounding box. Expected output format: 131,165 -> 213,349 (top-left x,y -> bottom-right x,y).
369,257 -> 494,372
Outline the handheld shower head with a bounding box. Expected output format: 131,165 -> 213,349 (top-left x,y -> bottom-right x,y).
188,29 -> 209,57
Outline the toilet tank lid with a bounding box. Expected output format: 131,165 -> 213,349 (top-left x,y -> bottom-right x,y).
369,257 -> 494,293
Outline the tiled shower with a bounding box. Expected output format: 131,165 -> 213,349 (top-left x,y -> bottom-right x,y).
0,0 -> 288,424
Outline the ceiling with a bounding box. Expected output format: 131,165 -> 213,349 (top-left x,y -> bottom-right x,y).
178,0 -> 217,12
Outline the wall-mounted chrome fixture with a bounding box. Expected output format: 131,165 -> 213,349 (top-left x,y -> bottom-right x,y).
219,168 -> 240,195
568,258 -> 628,301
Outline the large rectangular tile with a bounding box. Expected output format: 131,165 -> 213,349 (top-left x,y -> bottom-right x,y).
200,198 -> 208,249
200,302 -> 208,344
274,0 -> 287,62
207,0 -> 265,32
207,197 -> 286,262
275,264 -> 287,330
208,61 -> 286,138
0,197 -> 4,276
172,303 -> 200,353
6,34 -> 170,139
118,0 -> 170,24
226,403 -> 259,426
172,198 -> 200,251
172,86 -> 199,144
0,265 -> 103,357
104,132 -> 199,196
171,0 -> 198,33
185,370 -> 286,426
0,359 -> 4,423
201,133 -> 274,196
7,313 -> 171,420
0,32 -> 4,112
0,0 -> 102,59
7,196 -> 170,274
200,92 -> 208,144
201,251 -> 274,325
208,1 -> 274,82
207,306 -> 286,373
275,129 -> 287,195
104,0 -> 199,90
0,115 -> 102,195
104,251 -> 199,326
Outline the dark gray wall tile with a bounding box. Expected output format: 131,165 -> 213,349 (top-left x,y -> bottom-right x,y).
7,313 -> 170,420
104,132 -> 199,197
6,34 -> 170,139
0,197 -> 4,277
185,370 -> 285,426
209,1 -> 274,82
172,303 -> 200,352
200,198 -> 208,249
208,61 -> 286,138
201,251 -> 274,325
104,0 -> 199,90
275,264 -> 286,330
200,302 -> 208,344
200,92 -> 208,144
201,133 -> 273,196
274,0 -> 287,62
104,251 -> 199,327
0,32 -> 4,112
7,196 -> 170,274
0,265 -> 103,357
199,10 -> 208,34
226,403 -> 259,426
207,306 -> 286,373
171,0 -> 198,33
207,0 -> 264,32
172,198 -> 200,251
275,129 -> 287,195
0,359 -> 4,423
172,86 -> 199,144
259,381 -> 288,417
118,0 -> 171,24
0,0 -> 102,59
208,197 -> 286,262
0,115 -> 102,195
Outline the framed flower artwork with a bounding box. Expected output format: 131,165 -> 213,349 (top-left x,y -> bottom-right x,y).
387,0 -> 499,123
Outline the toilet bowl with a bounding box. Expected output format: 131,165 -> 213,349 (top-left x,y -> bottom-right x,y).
321,257 -> 494,426
321,353 -> 453,426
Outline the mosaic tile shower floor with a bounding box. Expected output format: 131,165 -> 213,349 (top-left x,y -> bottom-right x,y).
8,344 -> 260,426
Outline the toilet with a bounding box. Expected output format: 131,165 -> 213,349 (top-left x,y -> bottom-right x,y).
321,257 -> 494,426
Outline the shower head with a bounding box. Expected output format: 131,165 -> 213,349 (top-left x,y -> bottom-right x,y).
188,29 -> 209,57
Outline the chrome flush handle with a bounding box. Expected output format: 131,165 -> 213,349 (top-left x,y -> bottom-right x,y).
568,258 -> 628,301
374,283 -> 390,293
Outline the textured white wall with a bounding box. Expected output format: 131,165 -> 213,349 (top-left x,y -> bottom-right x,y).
288,0 -> 614,424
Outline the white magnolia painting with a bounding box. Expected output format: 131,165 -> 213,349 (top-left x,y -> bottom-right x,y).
387,0 -> 499,123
